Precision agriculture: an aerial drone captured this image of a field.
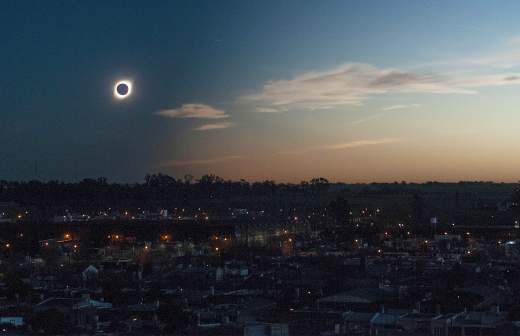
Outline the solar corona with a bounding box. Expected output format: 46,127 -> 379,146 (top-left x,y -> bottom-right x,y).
114,80 -> 132,99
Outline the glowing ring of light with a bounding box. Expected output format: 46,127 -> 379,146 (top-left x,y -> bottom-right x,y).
114,80 -> 133,99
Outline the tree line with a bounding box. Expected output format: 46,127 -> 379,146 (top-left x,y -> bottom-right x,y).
0,174 -> 332,209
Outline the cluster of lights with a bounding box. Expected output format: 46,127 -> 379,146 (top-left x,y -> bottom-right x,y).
108,234 -> 121,241
160,234 -> 171,241
212,235 -> 231,241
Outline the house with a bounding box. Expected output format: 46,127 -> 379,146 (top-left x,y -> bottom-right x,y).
73,297 -> 113,330
0,316 -> 24,327
342,311 -> 374,335
318,288 -> 397,312
195,304 -> 240,327
127,301 -> 160,327
82,265 -> 99,282
450,310 -> 506,336
244,323 -> 289,336
397,312 -> 441,335
33,296 -> 113,332
431,313 -> 465,336
370,309 -> 410,335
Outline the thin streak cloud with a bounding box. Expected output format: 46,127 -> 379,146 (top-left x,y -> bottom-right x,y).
256,107 -> 285,113
156,104 -> 229,119
158,155 -> 245,167
352,104 -> 420,125
194,121 -> 235,131
351,113 -> 385,125
279,138 -> 402,155
382,104 -> 421,111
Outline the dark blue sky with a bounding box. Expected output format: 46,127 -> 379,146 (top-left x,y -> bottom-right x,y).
2,1 -> 520,182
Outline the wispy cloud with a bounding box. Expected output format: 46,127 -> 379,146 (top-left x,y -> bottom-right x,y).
351,104 -> 420,125
279,138 -> 402,155
415,37 -> 520,71
351,104 -> 421,125
351,113 -> 385,125
256,107 -> 286,113
244,62 -> 520,111
458,39 -> 520,69
156,103 -> 229,119
382,103 -> 421,111
194,121 -> 235,131
158,155 -> 244,167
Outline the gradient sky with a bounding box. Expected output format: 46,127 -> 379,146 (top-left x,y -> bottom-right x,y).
2,1 -> 520,182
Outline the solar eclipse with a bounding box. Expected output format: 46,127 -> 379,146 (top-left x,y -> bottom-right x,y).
114,80 -> 132,99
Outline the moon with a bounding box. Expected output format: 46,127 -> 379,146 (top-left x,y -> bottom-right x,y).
114,80 -> 132,99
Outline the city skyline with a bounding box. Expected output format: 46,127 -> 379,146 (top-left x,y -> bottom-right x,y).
2,1 -> 520,182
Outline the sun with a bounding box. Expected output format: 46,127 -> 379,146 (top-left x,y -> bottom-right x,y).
113,80 -> 133,99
